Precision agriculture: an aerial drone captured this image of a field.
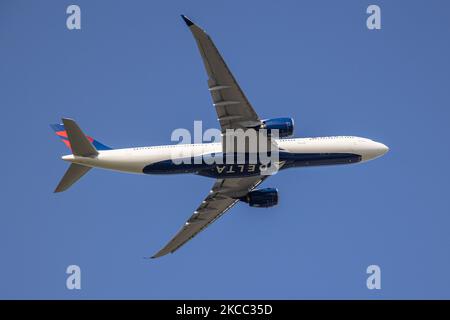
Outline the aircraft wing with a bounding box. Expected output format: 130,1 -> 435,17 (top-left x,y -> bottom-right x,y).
152,175 -> 268,258
181,15 -> 261,132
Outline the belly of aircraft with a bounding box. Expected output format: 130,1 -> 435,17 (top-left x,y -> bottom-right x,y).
142,152 -> 362,178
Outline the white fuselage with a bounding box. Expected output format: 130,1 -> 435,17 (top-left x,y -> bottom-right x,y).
62,136 -> 389,177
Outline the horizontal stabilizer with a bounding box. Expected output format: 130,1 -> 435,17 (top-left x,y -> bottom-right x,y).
50,123 -> 112,151
62,118 -> 98,157
54,163 -> 91,193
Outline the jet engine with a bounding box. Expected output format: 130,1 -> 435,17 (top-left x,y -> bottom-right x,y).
261,117 -> 294,137
240,188 -> 279,208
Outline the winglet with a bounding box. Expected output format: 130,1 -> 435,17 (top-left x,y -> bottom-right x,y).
181,14 -> 194,27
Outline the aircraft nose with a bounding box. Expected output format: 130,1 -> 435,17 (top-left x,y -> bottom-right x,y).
360,141 -> 389,161
371,141 -> 389,158
379,143 -> 389,155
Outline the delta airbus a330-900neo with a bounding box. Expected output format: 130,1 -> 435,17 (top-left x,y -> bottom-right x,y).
51,15 -> 388,258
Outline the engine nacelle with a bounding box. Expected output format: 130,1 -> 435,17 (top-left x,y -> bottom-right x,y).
240,188 -> 279,208
261,117 -> 294,138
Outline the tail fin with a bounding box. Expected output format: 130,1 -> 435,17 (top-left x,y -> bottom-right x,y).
52,118 -> 103,192
54,163 -> 91,193
50,122 -> 112,151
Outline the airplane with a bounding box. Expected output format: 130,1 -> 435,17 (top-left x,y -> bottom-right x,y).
51,15 -> 389,258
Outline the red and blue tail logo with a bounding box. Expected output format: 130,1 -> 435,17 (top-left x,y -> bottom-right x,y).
50,123 -> 112,151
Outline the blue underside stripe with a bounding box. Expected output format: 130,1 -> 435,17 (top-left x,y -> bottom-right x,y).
143,152 -> 361,178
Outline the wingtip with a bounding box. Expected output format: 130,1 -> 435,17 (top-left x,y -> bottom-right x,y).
180,14 -> 194,27
151,250 -> 172,259
54,185 -> 65,193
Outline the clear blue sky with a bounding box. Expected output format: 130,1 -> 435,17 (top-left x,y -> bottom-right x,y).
1,0 -> 450,299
